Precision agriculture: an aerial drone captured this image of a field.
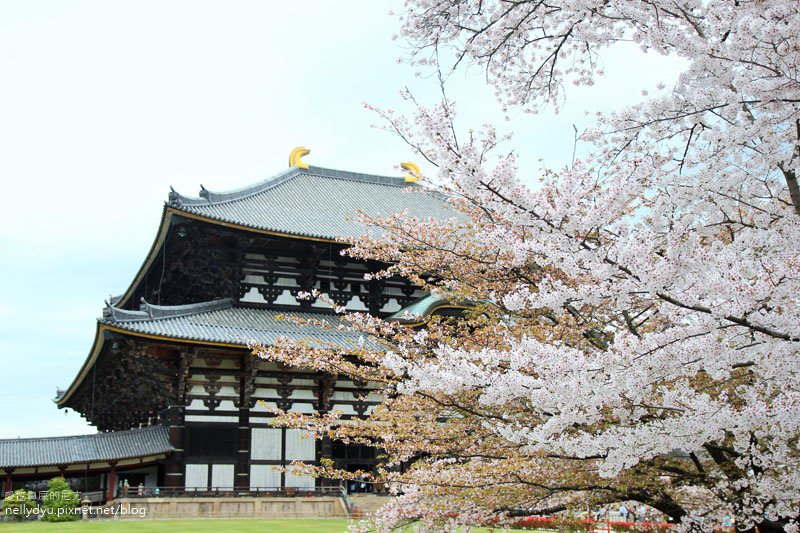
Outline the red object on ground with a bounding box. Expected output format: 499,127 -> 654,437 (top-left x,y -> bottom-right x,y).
513,515 -> 676,531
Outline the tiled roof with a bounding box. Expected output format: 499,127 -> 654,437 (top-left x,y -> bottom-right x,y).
387,295 -> 447,321
0,426 -> 173,468
102,298 -> 374,350
387,294 -> 469,323
167,166 -> 457,240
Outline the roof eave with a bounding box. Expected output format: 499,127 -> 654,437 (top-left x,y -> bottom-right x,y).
57,321 -> 252,408
56,322 -> 106,408
5,451 -> 173,470
113,205 -> 174,310
168,166 -> 302,206
169,208 -> 343,243
114,205 -> 345,312
391,303 -> 472,327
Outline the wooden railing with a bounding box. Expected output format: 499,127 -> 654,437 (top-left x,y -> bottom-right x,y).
121,485 -> 347,499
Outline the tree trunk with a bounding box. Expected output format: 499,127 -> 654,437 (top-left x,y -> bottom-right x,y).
742,518 -> 787,533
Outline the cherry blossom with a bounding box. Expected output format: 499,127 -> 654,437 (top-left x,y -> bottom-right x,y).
257,2 -> 800,531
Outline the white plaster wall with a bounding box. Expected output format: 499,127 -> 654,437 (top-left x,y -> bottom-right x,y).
289,389 -> 315,400
274,290 -> 298,306
250,465 -> 281,490
185,464 -> 208,490
187,398 -> 207,410
345,295 -> 368,311
251,428 -> 282,461
184,414 -> 238,423
252,387 -> 276,401
251,400 -> 278,411
285,429 -> 315,461
380,298 -> 402,313
285,472 -> 315,489
215,399 -> 238,411
287,402 -> 314,414
240,286 -> 266,303
331,403 -> 357,415
211,464 -> 234,490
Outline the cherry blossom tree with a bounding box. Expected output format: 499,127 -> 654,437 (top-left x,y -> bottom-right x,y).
257,1 -> 800,531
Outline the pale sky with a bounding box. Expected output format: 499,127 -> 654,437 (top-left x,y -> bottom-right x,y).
0,0 -> 683,438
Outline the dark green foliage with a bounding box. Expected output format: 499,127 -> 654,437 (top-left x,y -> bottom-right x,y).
1,488 -> 36,521
39,477 -> 80,522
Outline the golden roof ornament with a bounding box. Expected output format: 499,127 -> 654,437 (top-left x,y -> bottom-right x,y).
289,146 -> 310,169
401,161 -> 421,183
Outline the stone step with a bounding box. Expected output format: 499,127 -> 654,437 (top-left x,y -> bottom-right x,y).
114,496 -> 348,519
349,494 -> 392,516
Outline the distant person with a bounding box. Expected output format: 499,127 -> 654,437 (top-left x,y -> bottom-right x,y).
137,483 -> 144,496
619,504 -> 629,522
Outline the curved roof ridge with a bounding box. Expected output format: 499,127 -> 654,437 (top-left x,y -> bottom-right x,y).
169,166 -> 300,206
0,425 -> 166,444
304,166 -> 413,188
103,297 -> 233,322
99,304 -> 379,350
0,426 -> 174,469
387,293 -> 472,323
167,165 -> 419,208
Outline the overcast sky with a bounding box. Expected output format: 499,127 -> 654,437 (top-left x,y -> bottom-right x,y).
0,0 -> 683,438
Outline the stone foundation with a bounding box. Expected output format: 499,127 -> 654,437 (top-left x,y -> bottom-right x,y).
112,496 -> 348,519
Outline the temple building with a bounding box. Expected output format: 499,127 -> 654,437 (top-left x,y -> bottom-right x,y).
1,150 -> 457,502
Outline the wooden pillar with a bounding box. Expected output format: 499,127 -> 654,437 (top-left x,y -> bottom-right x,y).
366,260 -> 386,314
107,462 -> 116,501
235,353 -> 255,492
280,428 -> 287,490
3,469 -> 14,495
164,406 -> 186,489
317,436 -> 333,489
236,412 -> 251,491
314,375 -> 335,490
165,348 -> 193,491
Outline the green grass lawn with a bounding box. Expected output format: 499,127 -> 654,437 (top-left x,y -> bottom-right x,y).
0,520 -> 350,532
0,519 -> 533,532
